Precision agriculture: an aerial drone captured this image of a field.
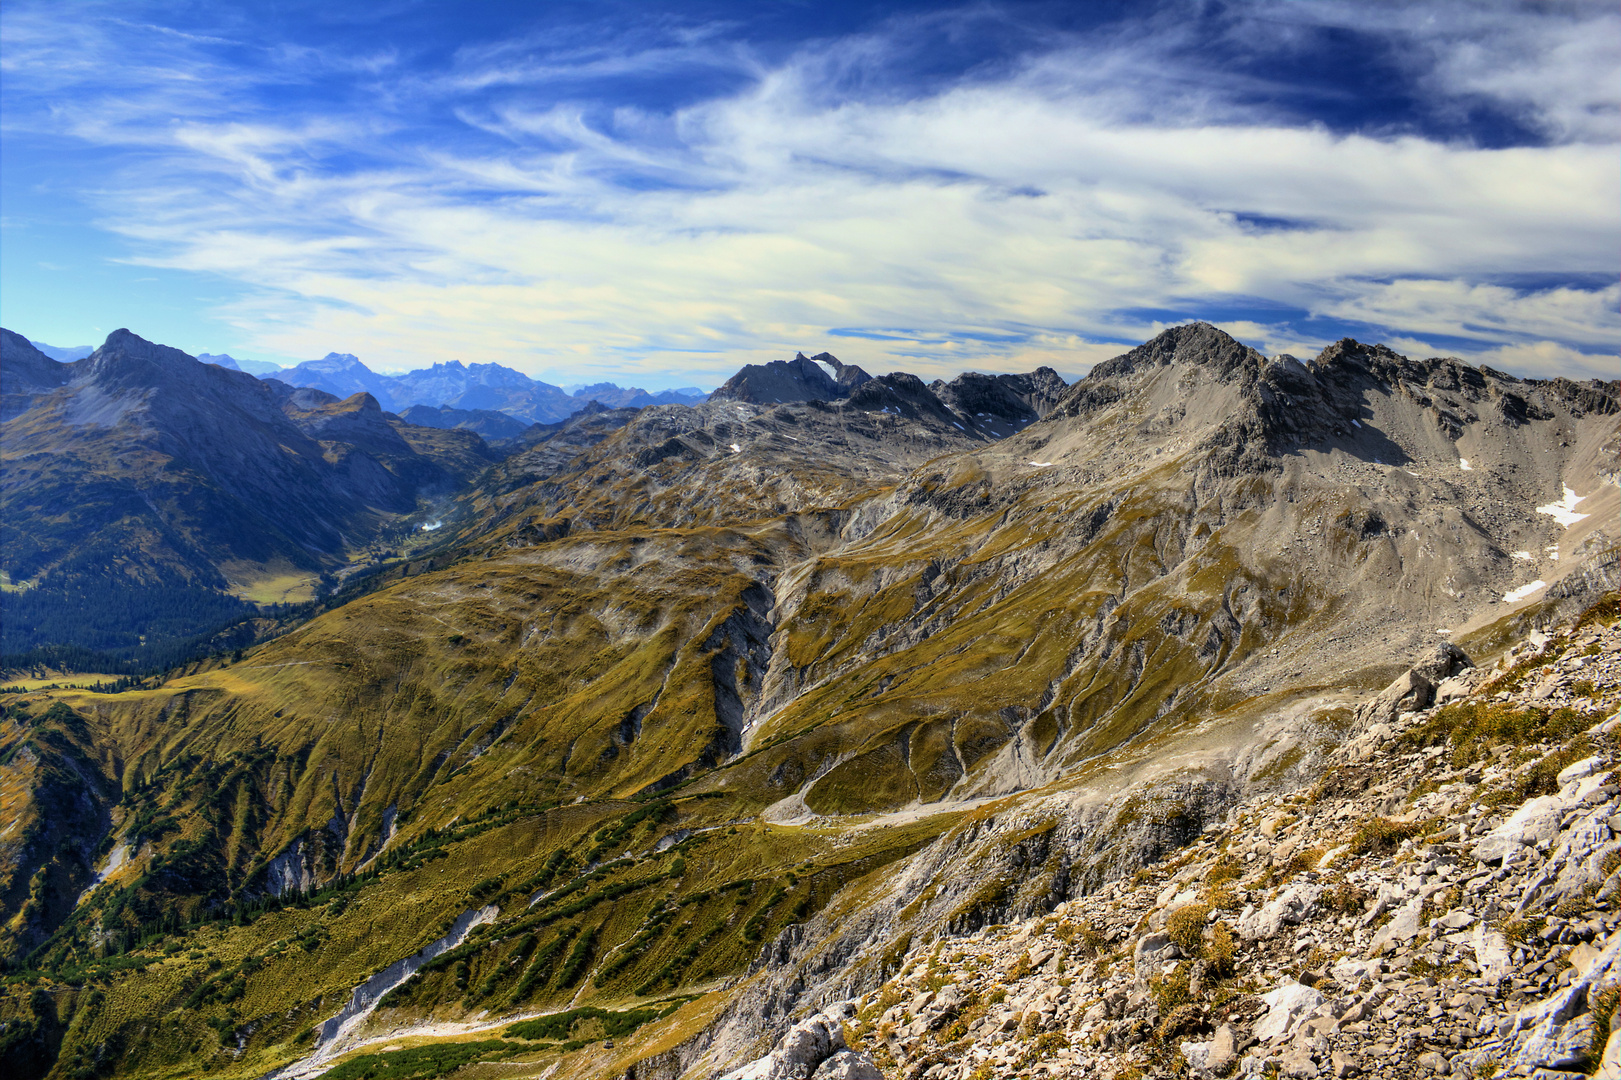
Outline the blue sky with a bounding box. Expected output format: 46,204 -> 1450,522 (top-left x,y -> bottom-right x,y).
2,1 -> 1616,387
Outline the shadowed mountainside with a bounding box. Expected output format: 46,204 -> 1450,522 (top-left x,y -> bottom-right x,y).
0,329 -> 497,662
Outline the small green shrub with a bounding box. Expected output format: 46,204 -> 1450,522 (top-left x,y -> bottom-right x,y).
1347,817 -> 1425,857
1204,923 -> 1237,979
1165,904 -> 1209,955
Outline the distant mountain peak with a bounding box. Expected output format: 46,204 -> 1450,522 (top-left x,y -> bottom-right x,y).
26,339 -> 95,363
313,352 -> 368,369
88,329 -> 214,382
198,352 -> 283,376
711,353 -> 846,404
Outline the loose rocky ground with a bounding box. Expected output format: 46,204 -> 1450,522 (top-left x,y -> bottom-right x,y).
728,601 -> 1621,1079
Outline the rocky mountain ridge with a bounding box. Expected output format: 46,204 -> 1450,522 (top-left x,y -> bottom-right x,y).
0,329 -> 496,661
266,354 -> 708,425
0,323 -> 1616,1080
696,598 -> 1621,1080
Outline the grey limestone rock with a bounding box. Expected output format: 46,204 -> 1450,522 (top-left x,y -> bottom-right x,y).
1133,931 -> 1180,973
718,1005 -> 852,1080
808,1050 -> 883,1079
1238,881 -> 1323,940
1209,1023 -> 1239,1073
1254,980 -> 1324,1041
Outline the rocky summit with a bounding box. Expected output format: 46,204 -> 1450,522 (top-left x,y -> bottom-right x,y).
0,324 -> 1617,1080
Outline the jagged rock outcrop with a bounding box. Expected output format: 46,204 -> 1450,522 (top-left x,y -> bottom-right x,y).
690,602 -> 1621,1080
718,1003 -> 882,1079
712,354 -> 851,405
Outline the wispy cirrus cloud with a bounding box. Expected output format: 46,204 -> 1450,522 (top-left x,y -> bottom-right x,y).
0,0 -> 1614,386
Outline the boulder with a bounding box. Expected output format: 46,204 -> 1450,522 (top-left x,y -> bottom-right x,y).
1474,795 -> 1567,863
720,1005 -> 854,1080
1471,923 -> 1514,984
1558,756 -> 1603,787
1208,1024 -> 1238,1073
1416,1050 -> 1451,1074
1366,670 -> 1434,723
924,985 -> 963,1030
1433,675 -> 1474,705
1182,1039 -> 1213,1074
1255,980 -> 1324,1041
1361,644 -> 1473,723
810,1051 -> 883,1079
1412,642 -> 1473,684
1134,932 -> 1181,973
1432,910 -> 1476,931
1279,1046 -> 1320,1077
1239,882 -> 1324,940
1367,898 -> 1424,956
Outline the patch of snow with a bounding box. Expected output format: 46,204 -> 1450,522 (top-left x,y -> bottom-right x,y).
1503,581 -> 1547,604
1547,545 -> 1560,562
1351,419 -> 1361,427
1458,458 -> 1473,471
729,443 -> 742,453
420,520 -> 442,532
1027,461 -> 1053,468
1511,551 -> 1533,561
1536,485 -> 1588,527
952,422 -> 965,430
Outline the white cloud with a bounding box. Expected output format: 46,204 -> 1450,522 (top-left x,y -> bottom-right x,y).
1319,279 -> 1621,350
0,1 -> 1615,384
1243,0 -> 1621,145
1382,337 -> 1616,383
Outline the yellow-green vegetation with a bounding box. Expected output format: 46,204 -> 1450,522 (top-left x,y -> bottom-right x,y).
1164,903 -> 1209,955
1403,700 -> 1601,769
0,762 -> 945,1079
224,572 -> 320,606
1346,816 -> 1428,857
1587,984 -> 1620,1072
1148,962 -> 1192,1016
1204,923 -> 1237,978
1323,878 -> 1371,915
318,1039 -> 529,1079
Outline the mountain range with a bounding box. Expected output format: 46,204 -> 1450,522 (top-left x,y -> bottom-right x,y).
196,353 -> 284,377
0,329 -> 496,666
30,339 -> 712,421
0,321 -> 1616,1080
261,353 -> 709,424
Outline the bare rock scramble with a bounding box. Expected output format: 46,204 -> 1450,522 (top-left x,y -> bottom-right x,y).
812,601 -> 1621,1079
